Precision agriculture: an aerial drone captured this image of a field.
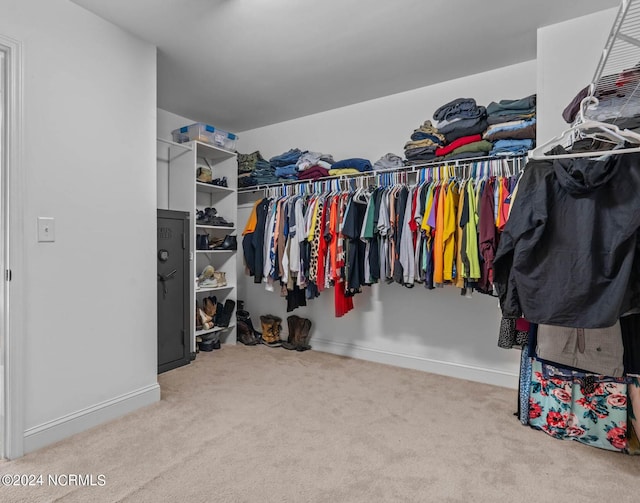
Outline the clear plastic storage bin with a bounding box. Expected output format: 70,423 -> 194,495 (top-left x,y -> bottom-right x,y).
171,123 -> 238,151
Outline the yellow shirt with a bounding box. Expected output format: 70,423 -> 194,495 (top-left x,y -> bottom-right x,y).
433,181 -> 447,285
443,181 -> 459,282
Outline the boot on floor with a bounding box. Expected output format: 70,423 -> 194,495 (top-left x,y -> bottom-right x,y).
236,301 -> 262,345
282,315 -> 301,350
260,315 -> 282,347
296,317 -> 312,351
237,318 -> 260,345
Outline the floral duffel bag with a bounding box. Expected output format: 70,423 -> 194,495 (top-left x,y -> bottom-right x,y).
528,358 -> 629,452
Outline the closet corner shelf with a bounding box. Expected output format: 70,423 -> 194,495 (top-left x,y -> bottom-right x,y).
196,224 -> 236,230
196,249 -> 236,254
196,285 -> 234,293
191,140 -> 237,161
196,182 -> 236,194
196,324 -> 236,337
157,137 -> 193,151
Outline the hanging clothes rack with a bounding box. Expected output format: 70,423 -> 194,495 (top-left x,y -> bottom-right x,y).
237,154 -> 528,195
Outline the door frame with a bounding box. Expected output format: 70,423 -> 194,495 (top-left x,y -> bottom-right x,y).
1,34 -> 25,460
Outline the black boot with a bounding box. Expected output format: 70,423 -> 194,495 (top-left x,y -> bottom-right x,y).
216,299 -> 236,328
213,234 -> 237,250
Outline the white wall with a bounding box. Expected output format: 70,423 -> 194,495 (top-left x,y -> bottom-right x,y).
537,8 -> 618,143
0,0 -> 159,454
157,108 -> 195,209
237,61 -> 539,388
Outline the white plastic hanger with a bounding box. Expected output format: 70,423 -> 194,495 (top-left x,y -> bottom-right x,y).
530,96 -> 640,159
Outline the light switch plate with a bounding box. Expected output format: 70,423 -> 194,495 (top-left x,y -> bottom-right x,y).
37,217 -> 55,242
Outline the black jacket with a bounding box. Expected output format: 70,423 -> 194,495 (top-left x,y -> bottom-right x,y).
493,151 -> 640,328
242,198 -> 270,283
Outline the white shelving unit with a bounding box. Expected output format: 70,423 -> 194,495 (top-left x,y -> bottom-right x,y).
163,139 -> 238,353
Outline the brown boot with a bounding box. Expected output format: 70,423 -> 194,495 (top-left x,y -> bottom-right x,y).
282,315 -> 300,350
203,297 -> 217,318
196,303 -> 203,331
259,315 -> 282,347
198,308 -> 214,331
296,318 -> 312,351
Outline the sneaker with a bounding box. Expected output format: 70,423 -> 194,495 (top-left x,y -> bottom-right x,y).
196,166 -> 212,183
199,277 -> 219,288
198,265 -> 215,282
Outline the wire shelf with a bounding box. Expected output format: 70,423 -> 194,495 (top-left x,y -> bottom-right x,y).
589,0 -> 640,126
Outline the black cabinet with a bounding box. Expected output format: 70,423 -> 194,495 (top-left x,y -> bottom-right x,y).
157,209 -> 190,373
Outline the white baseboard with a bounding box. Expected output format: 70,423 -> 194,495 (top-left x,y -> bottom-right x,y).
23,383 -> 160,454
312,338 -> 519,389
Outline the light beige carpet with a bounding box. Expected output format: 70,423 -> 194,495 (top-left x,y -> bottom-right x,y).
1,345 -> 639,502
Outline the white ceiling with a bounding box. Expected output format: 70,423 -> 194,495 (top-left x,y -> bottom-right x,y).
72,0 -> 620,133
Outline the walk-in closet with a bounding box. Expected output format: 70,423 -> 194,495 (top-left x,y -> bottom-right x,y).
1,1 -> 639,501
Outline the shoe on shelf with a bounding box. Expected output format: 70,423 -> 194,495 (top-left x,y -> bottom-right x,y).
196,210 -> 208,224
211,176 -> 228,187
195,303 -> 203,331
213,235 -> 237,250
196,234 -> 210,250
199,277 -> 220,289
203,207 -> 217,221
198,265 -> 215,281
208,236 -> 225,248
196,166 -> 213,183
203,207 -> 234,227
198,338 -> 216,352
215,299 -> 236,328
203,297 -> 217,318
198,308 -> 214,331
213,301 -> 225,326
209,216 -> 234,227
213,271 -> 227,287
202,332 -> 222,349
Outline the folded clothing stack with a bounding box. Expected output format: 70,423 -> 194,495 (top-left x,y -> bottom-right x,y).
294,151 -> 335,180
403,120 -> 445,162
434,134 -> 493,161
373,153 -> 404,172
268,149 -> 337,182
237,151 -> 272,188
269,148 -> 304,183
430,98 -> 492,160
296,151 -> 335,172
328,158 -> 372,177
433,97 -> 489,145
484,94 -> 536,156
